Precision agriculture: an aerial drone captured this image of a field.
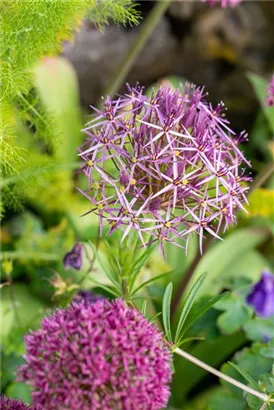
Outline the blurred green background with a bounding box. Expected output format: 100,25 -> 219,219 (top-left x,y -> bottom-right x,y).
1,1 -> 273,409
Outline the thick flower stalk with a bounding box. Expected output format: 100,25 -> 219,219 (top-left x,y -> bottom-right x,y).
0,395 -> 43,410
265,75 -> 274,107
205,0 -> 242,7
78,84 -> 250,254
18,299 -> 172,410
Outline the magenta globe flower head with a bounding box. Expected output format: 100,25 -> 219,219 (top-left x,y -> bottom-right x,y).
78,83 -> 251,254
246,271 -> 274,318
0,395 -> 43,410
18,299 -> 172,410
205,0 -> 242,7
265,75 -> 274,107
63,243 -> 83,270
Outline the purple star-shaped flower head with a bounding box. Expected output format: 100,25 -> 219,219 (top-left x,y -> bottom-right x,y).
205,0 -> 242,7
63,243 -> 83,271
246,271 -> 274,318
78,83 -> 250,254
0,395 -> 43,410
18,299 -> 172,410
266,75 -> 274,107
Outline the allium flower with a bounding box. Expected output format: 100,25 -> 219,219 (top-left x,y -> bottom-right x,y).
0,395 -> 43,410
78,84 -> 250,254
63,243 -> 83,270
265,75 -> 274,107
205,0 -> 242,7
246,271 -> 274,318
18,299 -> 172,410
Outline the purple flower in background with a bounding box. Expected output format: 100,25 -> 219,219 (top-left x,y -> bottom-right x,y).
0,395 -> 43,410
205,0 -> 242,7
18,299 -> 172,410
246,272 -> 274,318
74,289 -> 104,304
63,243 -> 83,270
78,83 -> 250,254
265,75 -> 274,107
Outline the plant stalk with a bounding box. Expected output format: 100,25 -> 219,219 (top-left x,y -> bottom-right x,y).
102,0 -> 171,100
173,347 -> 269,403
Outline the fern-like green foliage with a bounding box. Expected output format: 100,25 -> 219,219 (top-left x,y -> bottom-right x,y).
89,0 -> 140,29
0,0 -> 139,214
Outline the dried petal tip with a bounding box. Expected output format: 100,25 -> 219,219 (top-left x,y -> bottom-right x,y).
265,75 -> 274,107
63,243 -> 83,270
246,271 -> 274,318
0,395 -> 43,410
18,299 -> 172,410
205,0 -> 242,7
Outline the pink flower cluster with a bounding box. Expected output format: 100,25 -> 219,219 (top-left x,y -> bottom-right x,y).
18,299 -> 172,410
206,0 -> 242,7
266,75 -> 274,107
78,84 -> 250,254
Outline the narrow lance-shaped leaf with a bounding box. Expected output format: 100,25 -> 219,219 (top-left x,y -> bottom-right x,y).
179,291 -> 229,342
228,361 -> 260,391
131,270 -> 176,296
174,273 -> 206,344
162,282 -> 173,342
141,300 -> 147,316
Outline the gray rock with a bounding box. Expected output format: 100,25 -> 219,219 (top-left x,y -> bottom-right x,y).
64,18 -> 176,106
168,1 -> 199,20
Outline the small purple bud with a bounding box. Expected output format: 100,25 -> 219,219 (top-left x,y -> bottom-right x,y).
63,243 -> 83,271
74,290 -> 104,304
246,272 -> 274,318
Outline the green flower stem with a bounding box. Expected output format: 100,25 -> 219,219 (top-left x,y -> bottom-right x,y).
173,347 -> 269,403
102,0 -> 171,100
171,332 -> 246,401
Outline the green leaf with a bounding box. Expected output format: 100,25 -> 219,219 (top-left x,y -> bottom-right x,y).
174,273 -> 206,344
128,244 -> 156,292
247,72 -> 274,133
141,300 -> 147,316
217,303 -> 251,334
185,229 -> 267,299
260,342 -> 274,359
5,383 -> 31,405
162,282 -> 173,342
148,312 -> 162,323
243,317 -> 274,342
208,390 -> 246,410
176,336 -> 205,347
228,361 -> 260,390
34,57 -> 82,163
182,292 -> 229,338
1,283 -> 46,345
221,343 -> 273,397
131,270 -> 176,296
